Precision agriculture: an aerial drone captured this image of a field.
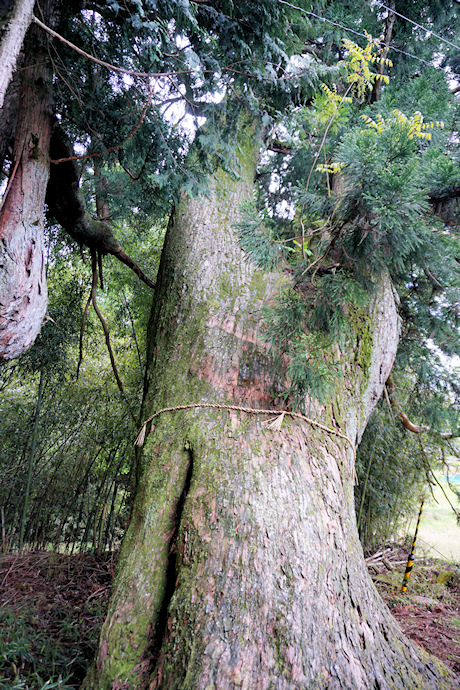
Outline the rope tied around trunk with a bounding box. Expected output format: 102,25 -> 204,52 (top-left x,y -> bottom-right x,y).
134,403 -> 356,460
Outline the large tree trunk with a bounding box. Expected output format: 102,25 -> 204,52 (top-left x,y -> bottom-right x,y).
0,1 -> 53,362
86,127 -> 456,689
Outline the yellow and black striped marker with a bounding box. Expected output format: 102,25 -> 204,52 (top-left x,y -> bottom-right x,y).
401,497 -> 425,594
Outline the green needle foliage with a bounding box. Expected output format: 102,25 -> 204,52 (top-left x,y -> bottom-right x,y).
240,32 -> 459,424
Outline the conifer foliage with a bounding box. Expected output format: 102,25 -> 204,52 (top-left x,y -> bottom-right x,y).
242,32 -> 459,431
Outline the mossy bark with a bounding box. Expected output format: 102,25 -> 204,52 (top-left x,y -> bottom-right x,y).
86,128 -> 457,689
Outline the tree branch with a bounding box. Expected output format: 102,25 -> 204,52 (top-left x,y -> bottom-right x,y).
428,185 -> 460,204
89,252 -> 137,424
45,123 -> 155,290
387,373 -> 457,439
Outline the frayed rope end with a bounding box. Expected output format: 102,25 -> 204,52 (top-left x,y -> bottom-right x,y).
134,424 -> 147,447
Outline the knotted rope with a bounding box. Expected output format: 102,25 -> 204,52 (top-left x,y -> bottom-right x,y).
134,403 -> 356,460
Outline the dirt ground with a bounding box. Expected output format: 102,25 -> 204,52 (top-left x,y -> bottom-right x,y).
0,547 -> 458,687
367,545 -> 460,676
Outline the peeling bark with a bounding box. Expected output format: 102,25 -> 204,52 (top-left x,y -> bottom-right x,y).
0,0 -> 55,362
0,66 -> 21,174
86,128 -> 457,689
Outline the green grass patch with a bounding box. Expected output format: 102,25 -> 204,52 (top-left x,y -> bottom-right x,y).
405,478 -> 460,562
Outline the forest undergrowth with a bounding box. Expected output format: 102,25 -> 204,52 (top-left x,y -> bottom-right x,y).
0,547 -> 458,689
0,552 -> 114,689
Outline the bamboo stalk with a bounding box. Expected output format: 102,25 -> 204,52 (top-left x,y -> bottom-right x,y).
1,506 -> 6,552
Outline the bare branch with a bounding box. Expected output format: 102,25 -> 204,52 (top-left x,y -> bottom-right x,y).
387,373 -> 457,439
89,252 -> 137,424
32,16 -> 193,80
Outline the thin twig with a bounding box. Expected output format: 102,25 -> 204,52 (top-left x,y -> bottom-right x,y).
304,84 -> 353,194
301,248 -> 330,277
97,250 -> 104,291
383,384 -> 394,421
89,253 -> 137,424
77,288 -> 93,379
1,555 -> 19,588
300,217 -> 306,260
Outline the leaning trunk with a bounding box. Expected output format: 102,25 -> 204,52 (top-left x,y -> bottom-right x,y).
0,1 -> 54,362
87,128 -> 456,689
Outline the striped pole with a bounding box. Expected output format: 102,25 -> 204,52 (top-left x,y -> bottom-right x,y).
401,498 -> 425,594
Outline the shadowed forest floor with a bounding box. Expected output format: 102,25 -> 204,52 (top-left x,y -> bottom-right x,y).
0,552 -> 114,689
0,548 -> 458,688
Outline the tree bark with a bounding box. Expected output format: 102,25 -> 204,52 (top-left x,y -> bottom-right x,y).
0,66 -> 21,174
0,1 -> 53,362
0,0 -> 35,109
86,126 -> 457,689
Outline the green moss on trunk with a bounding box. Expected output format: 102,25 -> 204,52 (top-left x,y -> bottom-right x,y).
86,125 -> 456,690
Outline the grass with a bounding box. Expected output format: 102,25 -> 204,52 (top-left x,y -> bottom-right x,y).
402,476 -> 460,562
0,607 -> 76,689
0,600 -> 104,689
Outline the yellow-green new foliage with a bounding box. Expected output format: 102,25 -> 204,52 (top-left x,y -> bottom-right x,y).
342,33 -> 392,101
361,110 -> 444,140
313,36 -> 393,178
